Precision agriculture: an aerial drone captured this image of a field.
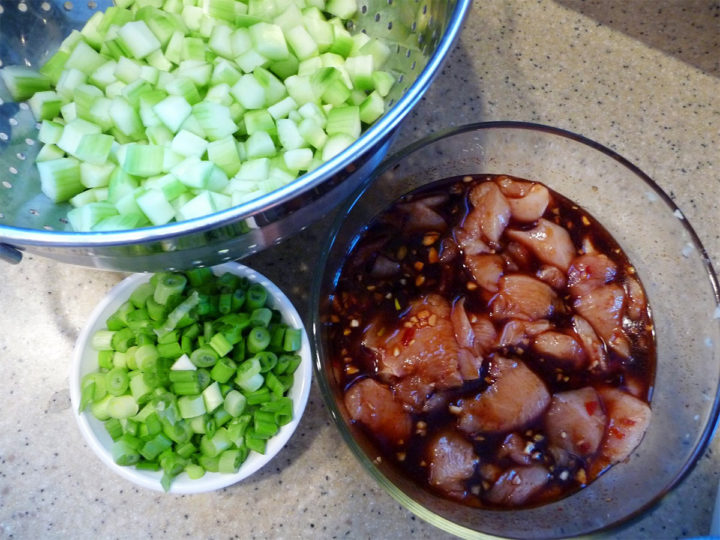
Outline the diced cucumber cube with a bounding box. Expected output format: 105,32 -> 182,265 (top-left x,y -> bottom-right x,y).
372,70 -> 395,97
297,116 -> 327,149
192,102 -> 238,140
231,74 -> 266,109
56,68 -> 87,100
171,129 -> 208,158
37,157 -> 84,202
322,132 -> 354,161
230,27 -> 252,57
249,22 -> 289,60
211,60 -> 242,86
235,48 -> 269,73
122,143 -> 165,177
68,202 -> 119,231
244,109 -> 275,135
207,136 -> 242,177
56,118 -> 102,157
302,16 -> 333,52
80,161 -> 116,188
285,25 -> 318,60
28,91 -> 63,121
276,118 -> 305,150
109,97 -> 144,138
92,213 -> 145,231
177,191 -> 215,221
89,60 -> 118,89
0,65 -> 52,101
35,144 -> 66,162
345,55 -> 375,91
165,76 -> 201,105
283,147 -> 313,171
267,96 -> 298,120
74,133 -> 114,165
39,121 -> 64,145
153,94 -> 192,133
66,40 -> 106,76
246,131 -> 276,158
284,74 -> 316,105
136,188 -> 176,225
326,105 -> 360,138
172,156 -> 214,188
119,21 -> 162,59
253,67 -> 287,105
235,157 -> 269,181
205,83 -> 233,106
208,24 -> 235,59
359,91 -> 384,124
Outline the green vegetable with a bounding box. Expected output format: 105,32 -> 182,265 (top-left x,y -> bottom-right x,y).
80,268 -> 303,490
1,0 -> 395,230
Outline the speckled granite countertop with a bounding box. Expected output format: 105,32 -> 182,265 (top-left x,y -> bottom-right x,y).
2,1 -> 719,539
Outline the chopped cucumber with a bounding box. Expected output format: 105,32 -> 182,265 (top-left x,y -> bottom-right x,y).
1,0 -> 396,230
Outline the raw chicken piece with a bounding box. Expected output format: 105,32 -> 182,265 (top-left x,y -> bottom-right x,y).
464,253 -> 504,292
567,253 -> 617,297
427,430 -> 478,496
450,299 -> 484,379
471,314 -> 498,354
571,315 -> 608,371
497,433 -> 533,465
361,294 -> 464,409
398,197 -> 449,233
505,219 -> 576,272
625,276 -> 647,320
593,387 -> 651,473
454,227 -> 491,256
497,319 -> 552,348
496,175 -> 535,198
457,357 -> 550,434
545,387 -> 606,463
574,284 -> 630,357
450,297 -> 476,350
463,182 -> 511,245
496,176 -> 551,222
362,295 -> 460,379
491,274 -> 558,321
486,465 -> 550,506
457,348 -> 483,381
370,255 -> 401,278
536,264 -> 567,290
532,331 -> 586,369
344,378 -> 412,444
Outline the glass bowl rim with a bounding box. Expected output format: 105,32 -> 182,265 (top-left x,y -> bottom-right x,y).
309,120 -> 720,538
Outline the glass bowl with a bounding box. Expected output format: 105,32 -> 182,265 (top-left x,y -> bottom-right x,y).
310,122 -> 720,538
70,262 -> 312,494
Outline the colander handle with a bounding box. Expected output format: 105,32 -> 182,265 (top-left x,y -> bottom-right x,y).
0,243 -> 22,264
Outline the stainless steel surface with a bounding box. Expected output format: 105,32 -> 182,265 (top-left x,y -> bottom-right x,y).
0,0 -> 471,270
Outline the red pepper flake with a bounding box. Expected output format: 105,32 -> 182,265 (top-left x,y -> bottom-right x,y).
584,400 -> 598,416
619,417 -> 637,427
608,426 -> 625,439
401,327 -> 416,346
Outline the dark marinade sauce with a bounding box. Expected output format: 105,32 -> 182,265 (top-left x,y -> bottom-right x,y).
326,174 -> 656,509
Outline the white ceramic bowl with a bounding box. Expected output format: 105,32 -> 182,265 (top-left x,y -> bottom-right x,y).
69,262 -> 312,494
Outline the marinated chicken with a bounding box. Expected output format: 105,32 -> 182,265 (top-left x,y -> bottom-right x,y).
328,174 -> 655,509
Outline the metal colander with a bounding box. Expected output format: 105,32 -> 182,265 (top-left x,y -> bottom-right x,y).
0,0 -> 470,271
